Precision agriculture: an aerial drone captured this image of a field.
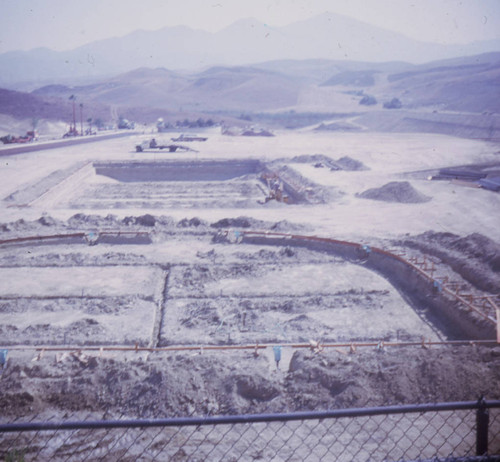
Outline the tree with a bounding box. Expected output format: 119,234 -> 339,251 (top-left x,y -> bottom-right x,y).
359,95 -> 377,106
94,118 -> 104,130
383,98 -> 402,109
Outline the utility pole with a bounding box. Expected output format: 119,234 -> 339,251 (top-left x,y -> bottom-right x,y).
69,95 -> 76,134
79,103 -> 84,136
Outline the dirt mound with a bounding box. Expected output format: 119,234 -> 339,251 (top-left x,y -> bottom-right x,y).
270,220 -> 312,232
1,345 -> 499,419
209,217 -> 310,236
126,214 -> 156,227
177,217 -> 208,228
400,232 -> 500,293
0,214 -> 310,240
210,216 -> 269,229
358,181 -> 431,203
286,154 -> 368,171
285,346 -> 500,410
68,213 -> 122,228
289,154 -> 335,164
315,121 -> 362,132
335,156 -> 368,171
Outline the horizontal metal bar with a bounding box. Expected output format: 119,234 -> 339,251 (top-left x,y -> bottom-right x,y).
2,401 -> 500,433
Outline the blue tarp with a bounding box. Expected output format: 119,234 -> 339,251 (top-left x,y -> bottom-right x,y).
479,177 -> 500,192
273,346 -> 282,363
0,349 -> 7,366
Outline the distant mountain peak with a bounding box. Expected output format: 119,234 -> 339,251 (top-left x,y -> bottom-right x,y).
221,17 -> 266,30
1,13 -> 499,87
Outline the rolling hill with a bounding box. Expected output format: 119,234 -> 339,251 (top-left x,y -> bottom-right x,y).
1,52 -> 499,140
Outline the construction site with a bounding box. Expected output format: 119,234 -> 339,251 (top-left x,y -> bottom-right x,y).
0,129 -> 499,460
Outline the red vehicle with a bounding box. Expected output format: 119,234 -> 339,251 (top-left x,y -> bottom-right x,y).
0,131 -> 37,144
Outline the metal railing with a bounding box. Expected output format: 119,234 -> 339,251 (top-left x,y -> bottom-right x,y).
1,399 -> 499,461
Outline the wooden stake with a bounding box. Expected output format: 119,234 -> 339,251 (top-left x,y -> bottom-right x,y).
497,308 -> 500,344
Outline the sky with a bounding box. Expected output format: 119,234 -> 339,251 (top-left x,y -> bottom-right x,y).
1,0 -> 499,53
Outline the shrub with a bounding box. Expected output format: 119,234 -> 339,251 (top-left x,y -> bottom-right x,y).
383,98 -> 402,109
359,95 -> 377,106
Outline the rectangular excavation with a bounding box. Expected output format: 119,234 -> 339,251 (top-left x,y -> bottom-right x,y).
160,259 -> 441,346
0,266 -> 163,346
20,159 -> 329,209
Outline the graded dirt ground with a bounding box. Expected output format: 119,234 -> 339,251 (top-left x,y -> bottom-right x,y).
0,129 -> 499,434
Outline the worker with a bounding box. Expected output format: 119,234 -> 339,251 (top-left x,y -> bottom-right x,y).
149,138 -> 157,148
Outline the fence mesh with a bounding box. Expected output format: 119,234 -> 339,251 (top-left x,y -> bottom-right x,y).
1,403 -> 499,461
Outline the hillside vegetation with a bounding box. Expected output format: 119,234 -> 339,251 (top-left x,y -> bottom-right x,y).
1,52 -> 499,139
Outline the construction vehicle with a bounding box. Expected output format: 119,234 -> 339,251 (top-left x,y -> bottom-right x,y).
135,139 -> 196,153
260,172 -> 289,203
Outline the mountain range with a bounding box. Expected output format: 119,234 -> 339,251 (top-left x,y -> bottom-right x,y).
1,12 -> 499,89
1,50 -> 499,141
23,52 -> 498,116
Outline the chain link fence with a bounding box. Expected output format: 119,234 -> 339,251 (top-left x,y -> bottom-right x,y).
1,400 -> 499,461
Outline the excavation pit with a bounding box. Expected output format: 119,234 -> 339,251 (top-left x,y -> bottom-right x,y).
57,159 -> 273,209
94,160 -> 264,182
159,252 -> 442,346
19,159 -> 328,209
0,265 -> 163,346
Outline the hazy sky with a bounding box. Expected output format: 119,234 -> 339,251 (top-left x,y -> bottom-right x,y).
1,0 -> 499,53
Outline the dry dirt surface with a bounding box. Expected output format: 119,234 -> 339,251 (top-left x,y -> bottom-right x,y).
0,130 -> 499,461
1,346 -> 500,420
0,213 -> 498,423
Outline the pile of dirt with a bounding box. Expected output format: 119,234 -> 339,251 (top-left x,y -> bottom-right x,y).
335,156 -> 368,171
0,215 -> 310,243
289,154 -> 335,164
1,345 -> 499,419
285,154 -> 368,171
177,217 -> 208,228
400,232 -> 500,293
210,216 -> 268,229
357,181 -> 431,203
270,220 -> 312,232
277,165 -> 341,204
315,121 -> 363,132
285,346 -> 500,410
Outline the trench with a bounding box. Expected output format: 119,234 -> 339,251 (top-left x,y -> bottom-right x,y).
238,232 -> 497,341
150,268 -> 170,349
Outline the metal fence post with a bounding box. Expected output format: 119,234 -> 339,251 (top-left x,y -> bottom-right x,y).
476,396 -> 489,455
